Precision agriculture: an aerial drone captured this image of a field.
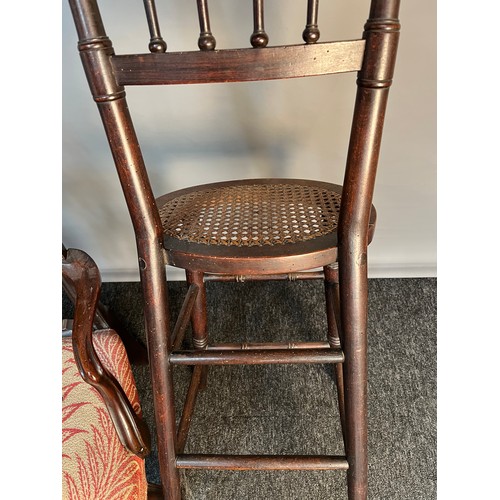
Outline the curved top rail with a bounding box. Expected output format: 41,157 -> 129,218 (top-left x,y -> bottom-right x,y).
112,40 -> 365,86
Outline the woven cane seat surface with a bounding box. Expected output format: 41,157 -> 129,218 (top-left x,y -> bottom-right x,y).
156,179 -> 375,273
159,180 -> 342,247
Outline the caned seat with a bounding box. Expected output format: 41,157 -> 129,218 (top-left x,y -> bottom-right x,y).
158,178 -> 376,274
66,1 -> 401,498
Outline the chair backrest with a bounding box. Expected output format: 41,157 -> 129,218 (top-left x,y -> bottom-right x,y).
67,0 -> 400,256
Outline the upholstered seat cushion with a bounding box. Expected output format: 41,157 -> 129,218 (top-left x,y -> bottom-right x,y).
62,330 -> 147,500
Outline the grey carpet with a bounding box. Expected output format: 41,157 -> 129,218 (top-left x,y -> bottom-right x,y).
62,278 -> 436,499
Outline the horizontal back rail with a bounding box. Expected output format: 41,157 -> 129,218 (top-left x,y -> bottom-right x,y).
112,40 -> 365,86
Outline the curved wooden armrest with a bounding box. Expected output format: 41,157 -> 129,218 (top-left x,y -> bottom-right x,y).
63,244 -> 149,364
62,248 -> 151,458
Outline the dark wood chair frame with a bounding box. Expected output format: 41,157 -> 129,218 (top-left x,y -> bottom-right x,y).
66,1 -> 401,498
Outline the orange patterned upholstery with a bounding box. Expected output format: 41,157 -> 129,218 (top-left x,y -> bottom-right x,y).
62,329 -> 148,500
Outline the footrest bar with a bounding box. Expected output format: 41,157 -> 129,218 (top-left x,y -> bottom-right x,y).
204,271 -> 325,282
170,348 -> 344,365
207,341 -> 331,350
176,454 -> 349,470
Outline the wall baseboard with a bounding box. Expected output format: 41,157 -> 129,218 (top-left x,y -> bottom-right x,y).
368,264 -> 436,278
100,263 -> 436,282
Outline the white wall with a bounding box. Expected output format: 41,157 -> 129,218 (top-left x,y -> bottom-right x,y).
62,0 -> 436,281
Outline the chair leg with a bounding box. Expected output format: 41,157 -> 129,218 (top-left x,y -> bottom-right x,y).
185,270 -> 209,390
324,264 -> 346,446
339,254 -> 369,500
176,365 -> 204,453
140,247 -> 182,500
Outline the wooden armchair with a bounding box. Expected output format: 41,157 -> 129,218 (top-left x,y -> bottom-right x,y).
62,247 -> 162,499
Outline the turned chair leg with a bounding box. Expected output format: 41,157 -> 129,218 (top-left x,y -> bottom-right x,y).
324,264 -> 346,446
141,251 -> 182,500
185,270 -> 209,391
340,256 -> 369,500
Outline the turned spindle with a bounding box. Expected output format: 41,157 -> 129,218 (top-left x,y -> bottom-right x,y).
143,0 -> 167,52
196,0 -> 216,51
250,0 -> 268,48
302,0 -> 320,44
